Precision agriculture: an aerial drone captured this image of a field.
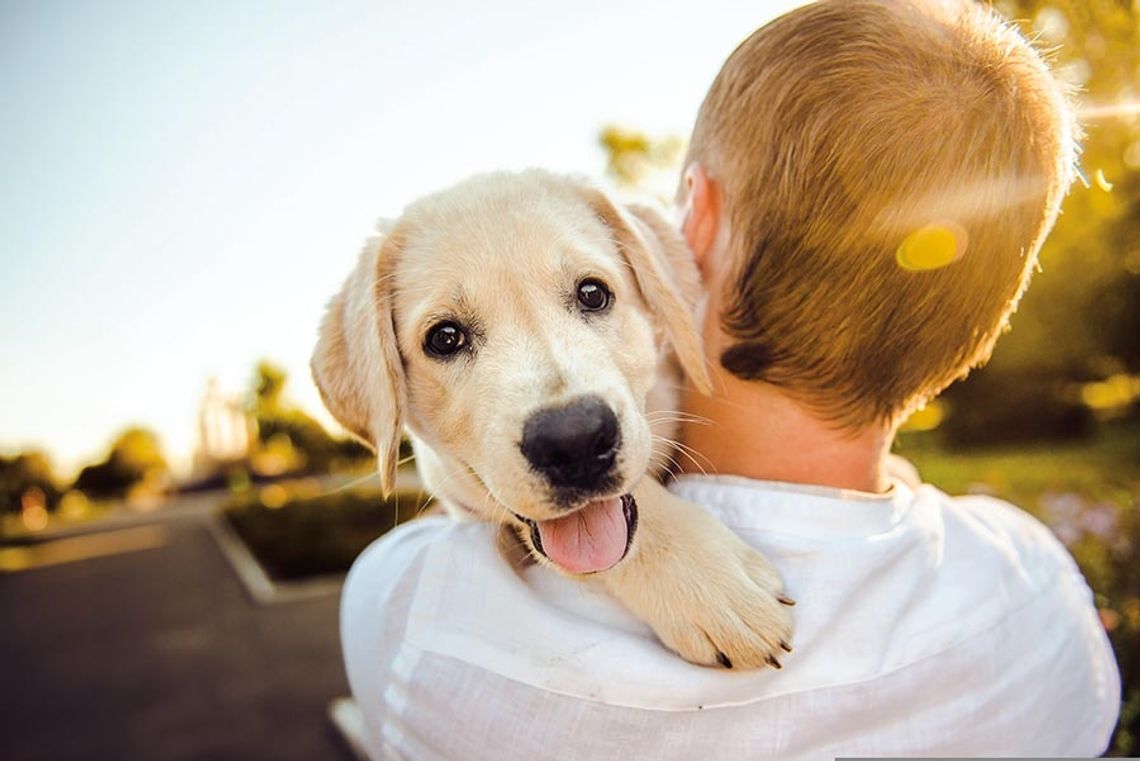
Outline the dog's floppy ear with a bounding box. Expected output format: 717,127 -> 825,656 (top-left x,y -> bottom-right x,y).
311,228 -> 407,495
579,186 -> 712,395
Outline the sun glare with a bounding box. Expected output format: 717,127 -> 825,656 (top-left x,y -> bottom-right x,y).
1078,101 -> 1140,121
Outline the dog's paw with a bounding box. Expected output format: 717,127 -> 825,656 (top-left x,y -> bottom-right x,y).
650,542 -> 795,670
601,479 -> 795,670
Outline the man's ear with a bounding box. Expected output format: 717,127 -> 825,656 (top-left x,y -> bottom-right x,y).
311,227 -> 407,495
679,163 -> 721,281
577,184 -> 712,395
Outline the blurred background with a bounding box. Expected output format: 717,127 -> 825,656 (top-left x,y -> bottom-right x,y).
1,0 -> 1137,758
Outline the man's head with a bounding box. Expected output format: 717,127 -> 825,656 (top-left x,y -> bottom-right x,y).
678,0 -> 1078,430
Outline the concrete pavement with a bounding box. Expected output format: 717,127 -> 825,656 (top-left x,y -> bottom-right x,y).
0,507 -> 354,760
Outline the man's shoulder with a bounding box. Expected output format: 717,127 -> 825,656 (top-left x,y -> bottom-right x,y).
672,471 -> 1078,579
930,486 -> 1083,582
340,517 -> 512,707
350,514 -> 494,568
343,516 -> 499,614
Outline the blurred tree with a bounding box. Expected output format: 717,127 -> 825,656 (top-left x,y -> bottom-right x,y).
73,427 -> 169,499
937,2 -> 1140,441
1097,175 -> 1140,374
249,360 -> 370,475
0,451 -> 60,514
599,125 -> 684,196
253,360 -> 288,417
980,1 -> 1139,372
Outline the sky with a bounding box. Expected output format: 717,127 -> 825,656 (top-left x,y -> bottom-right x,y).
0,0 -> 803,476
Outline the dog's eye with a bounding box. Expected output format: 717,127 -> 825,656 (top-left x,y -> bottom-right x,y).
576,279 -> 612,313
424,322 -> 467,357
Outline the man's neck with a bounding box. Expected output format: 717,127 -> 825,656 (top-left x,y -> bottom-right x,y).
677,371 -> 894,494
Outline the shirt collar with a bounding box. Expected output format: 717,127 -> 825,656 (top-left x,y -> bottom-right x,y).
670,473 -> 914,539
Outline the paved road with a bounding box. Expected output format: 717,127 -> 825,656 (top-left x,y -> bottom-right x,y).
0,510 -> 354,761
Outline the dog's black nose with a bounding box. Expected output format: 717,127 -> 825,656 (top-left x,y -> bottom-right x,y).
520,397 -> 619,489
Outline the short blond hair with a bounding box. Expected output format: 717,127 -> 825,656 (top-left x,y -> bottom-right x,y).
686,0 -> 1077,427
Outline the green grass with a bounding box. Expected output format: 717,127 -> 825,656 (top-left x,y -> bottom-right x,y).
897,419 -> 1140,513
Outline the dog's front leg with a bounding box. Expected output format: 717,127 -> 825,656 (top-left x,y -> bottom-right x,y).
599,478 -> 794,669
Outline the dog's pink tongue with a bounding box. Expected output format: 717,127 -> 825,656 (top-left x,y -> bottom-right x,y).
537,497 -> 627,574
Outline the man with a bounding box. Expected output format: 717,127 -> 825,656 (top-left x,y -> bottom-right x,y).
341,1 -> 1120,757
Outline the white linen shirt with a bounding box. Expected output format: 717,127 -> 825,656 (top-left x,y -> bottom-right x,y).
341,476 -> 1121,760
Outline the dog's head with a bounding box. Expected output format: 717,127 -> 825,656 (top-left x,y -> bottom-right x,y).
312,171 -> 709,572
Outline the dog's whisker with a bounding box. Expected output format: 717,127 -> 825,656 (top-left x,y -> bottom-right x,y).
645,409 -> 708,421
668,434 -> 714,467
384,484 -> 401,530
413,485 -> 436,520
312,469 -> 382,500
650,446 -> 687,479
653,433 -> 714,477
645,411 -> 714,426
672,443 -> 713,477
649,434 -> 687,473
648,447 -> 681,475
657,378 -> 720,394
646,407 -> 712,422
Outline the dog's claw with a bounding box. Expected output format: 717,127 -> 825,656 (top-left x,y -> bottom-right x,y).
780,640 -> 793,653
609,480 -> 795,672
766,655 -> 782,669
777,595 -> 796,606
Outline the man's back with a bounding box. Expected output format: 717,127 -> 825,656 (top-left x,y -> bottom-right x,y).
341,476 -> 1120,760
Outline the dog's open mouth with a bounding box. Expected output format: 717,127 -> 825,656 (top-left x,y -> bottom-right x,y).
518,493 -> 638,574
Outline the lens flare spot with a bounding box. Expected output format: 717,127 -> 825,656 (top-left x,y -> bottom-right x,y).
896,223 -> 966,271
1094,169 -> 1114,192
259,483 -> 289,509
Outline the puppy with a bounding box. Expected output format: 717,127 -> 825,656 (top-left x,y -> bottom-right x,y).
312,170 -> 793,668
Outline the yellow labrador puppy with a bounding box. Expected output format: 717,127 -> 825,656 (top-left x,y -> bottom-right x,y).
312,170 -> 793,668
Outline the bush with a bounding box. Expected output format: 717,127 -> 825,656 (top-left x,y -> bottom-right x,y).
73,427 -> 168,499
0,451 -> 59,514
223,485 -> 429,580
941,369 -> 1093,448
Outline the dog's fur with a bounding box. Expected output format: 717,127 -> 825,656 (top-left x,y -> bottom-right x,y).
312,170 -> 792,668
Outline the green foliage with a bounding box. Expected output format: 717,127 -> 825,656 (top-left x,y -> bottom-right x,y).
248,360 -> 371,476
73,427 -> 168,499
940,369 -> 1094,447
933,1 -> 1140,438
976,1 -> 1140,379
599,125 -> 684,193
252,360 -> 288,418
0,451 -> 60,514
1098,181 -> 1140,373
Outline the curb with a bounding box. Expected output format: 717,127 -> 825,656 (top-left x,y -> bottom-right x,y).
205,514 -> 344,605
